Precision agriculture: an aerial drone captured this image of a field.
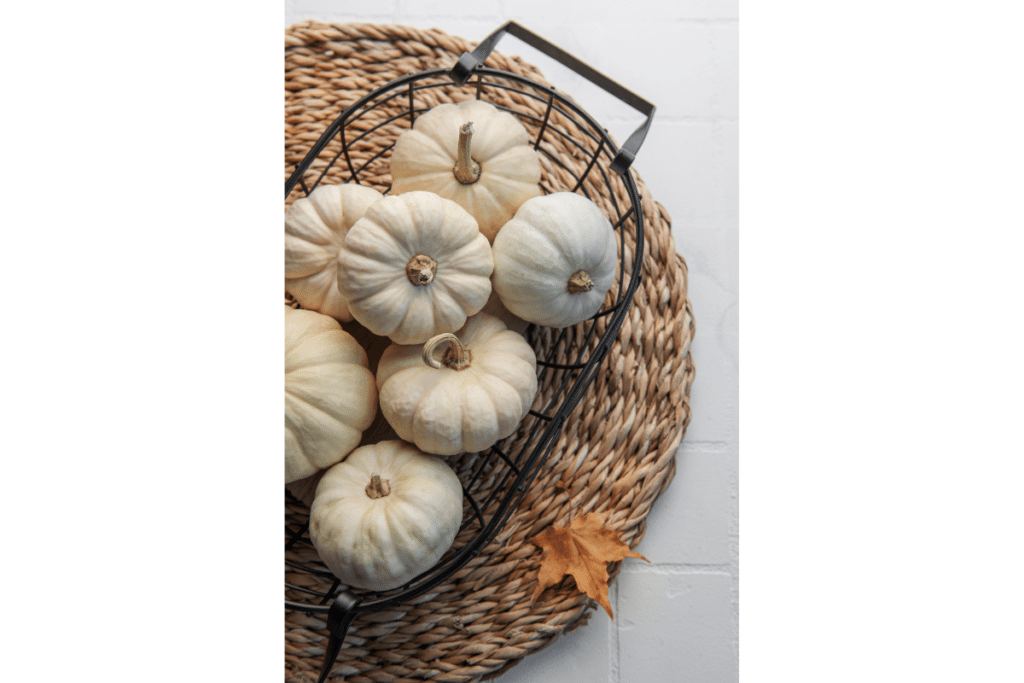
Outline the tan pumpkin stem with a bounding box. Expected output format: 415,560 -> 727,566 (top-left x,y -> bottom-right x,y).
567,270 -> 595,294
406,254 -> 437,286
365,474 -> 391,499
422,333 -> 473,371
453,122 -> 481,184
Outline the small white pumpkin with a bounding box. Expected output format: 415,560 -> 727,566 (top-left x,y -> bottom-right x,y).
491,192 -> 618,328
389,99 -> 542,242
336,191 -> 493,345
285,183 -> 384,320
309,440 -> 464,591
285,306 -> 378,483
376,313 -> 538,456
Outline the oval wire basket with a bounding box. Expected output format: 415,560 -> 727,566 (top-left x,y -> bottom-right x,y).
285,21 -> 695,683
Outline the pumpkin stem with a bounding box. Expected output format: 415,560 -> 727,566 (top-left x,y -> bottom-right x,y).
453,122 -> 481,184
422,333 -> 473,371
406,254 -> 437,286
365,474 -> 391,499
567,270 -> 595,294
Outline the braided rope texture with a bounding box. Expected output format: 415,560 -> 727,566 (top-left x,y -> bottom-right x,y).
285,21 -> 696,682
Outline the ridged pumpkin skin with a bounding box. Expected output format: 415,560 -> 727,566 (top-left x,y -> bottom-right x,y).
491,192 -> 617,328
285,306 -> 377,483
336,191 -> 494,345
389,99 -> 542,242
309,440 -> 464,591
285,183 -> 384,320
376,313 -> 538,456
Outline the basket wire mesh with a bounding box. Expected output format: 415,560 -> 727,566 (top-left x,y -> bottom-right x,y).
284,21 -> 655,682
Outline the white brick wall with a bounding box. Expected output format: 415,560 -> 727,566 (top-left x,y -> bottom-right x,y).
285,2 -> 739,680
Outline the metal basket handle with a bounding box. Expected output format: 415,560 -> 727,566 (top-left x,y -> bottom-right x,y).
449,20 -> 656,175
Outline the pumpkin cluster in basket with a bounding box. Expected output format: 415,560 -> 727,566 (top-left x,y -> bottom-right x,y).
284,99 -> 618,592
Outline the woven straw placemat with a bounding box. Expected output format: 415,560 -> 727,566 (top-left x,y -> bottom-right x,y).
285,21 -> 695,683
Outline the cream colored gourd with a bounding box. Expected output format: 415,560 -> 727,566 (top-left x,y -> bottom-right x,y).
376,313 -> 538,456
285,306 -> 377,483
389,99 -> 542,242
336,191 -> 493,345
491,192 -> 618,328
309,440 -> 464,591
285,183 -> 384,320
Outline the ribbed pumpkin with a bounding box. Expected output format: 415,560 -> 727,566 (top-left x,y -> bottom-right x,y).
376,313 -> 538,456
309,440 -> 464,591
336,191 -> 493,345
284,306 -> 377,483
491,192 -> 618,328
285,183 -> 384,320
389,99 -> 542,242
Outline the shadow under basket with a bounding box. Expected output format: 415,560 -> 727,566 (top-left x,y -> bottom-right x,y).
285,20 -> 695,683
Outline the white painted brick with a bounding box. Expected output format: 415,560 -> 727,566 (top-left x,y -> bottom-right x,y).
561,22 -> 718,121
492,612 -> 611,682
448,20 -> 721,121
710,23 -> 739,118
636,446 -> 737,565
675,269 -> 738,444
641,122 -> 725,229
664,226 -> 737,340
381,17 -> 511,49
502,0 -> 727,22
291,0 -> 397,20
707,0 -> 740,19
485,23 -> 591,84
721,121 -> 738,228
718,289 -> 739,375
396,0 -> 502,19
618,571 -> 736,682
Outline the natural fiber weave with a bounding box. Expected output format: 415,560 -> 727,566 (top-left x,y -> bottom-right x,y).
285,21 -> 695,683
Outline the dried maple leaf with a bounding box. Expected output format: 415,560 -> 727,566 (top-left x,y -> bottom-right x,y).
530,510 -> 648,619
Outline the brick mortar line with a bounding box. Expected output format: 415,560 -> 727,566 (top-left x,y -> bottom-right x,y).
394,16 -> 739,24
621,563 -> 733,575
610,581 -> 621,683
602,115 -> 739,124
680,439 -> 734,446
676,441 -> 737,453
391,15 -> 507,22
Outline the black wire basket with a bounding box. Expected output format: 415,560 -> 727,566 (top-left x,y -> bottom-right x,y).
284,21 -> 655,682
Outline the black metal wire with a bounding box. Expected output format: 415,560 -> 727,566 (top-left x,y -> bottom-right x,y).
284,53 -> 648,679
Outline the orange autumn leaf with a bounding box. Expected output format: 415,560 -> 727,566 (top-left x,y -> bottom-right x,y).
530,510 -> 648,619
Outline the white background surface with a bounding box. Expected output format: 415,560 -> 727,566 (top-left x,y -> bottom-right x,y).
285,1 -> 740,680
7,2 -> 1024,682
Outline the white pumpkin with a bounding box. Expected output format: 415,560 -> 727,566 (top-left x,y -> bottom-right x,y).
336,191 -> 494,345
491,192 -> 618,328
389,99 -> 542,242
309,440 -> 464,591
285,183 -> 384,320
285,306 -> 377,483
376,313 -> 538,456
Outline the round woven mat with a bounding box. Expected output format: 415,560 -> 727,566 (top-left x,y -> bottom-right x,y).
285,21 -> 696,683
